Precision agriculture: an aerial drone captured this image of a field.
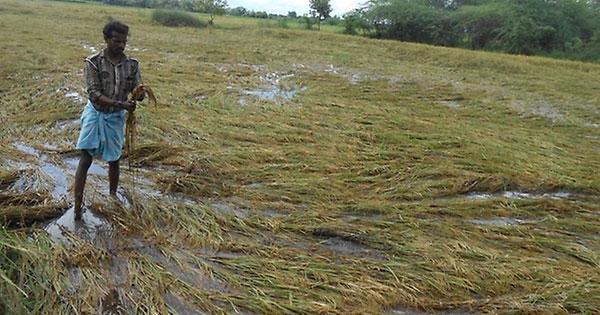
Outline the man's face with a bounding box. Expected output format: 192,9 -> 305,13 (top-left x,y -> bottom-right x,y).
106,32 -> 127,55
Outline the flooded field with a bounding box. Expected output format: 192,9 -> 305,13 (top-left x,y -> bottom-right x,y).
1,0 -> 599,313
4,135 -> 598,313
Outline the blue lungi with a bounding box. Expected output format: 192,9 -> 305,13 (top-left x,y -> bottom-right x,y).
76,101 -> 126,162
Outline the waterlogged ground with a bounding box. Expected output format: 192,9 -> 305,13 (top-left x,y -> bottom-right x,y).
4,52 -> 600,313
6,135 -> 598,314
2,55 -> 599,313
1,1 -> 599,313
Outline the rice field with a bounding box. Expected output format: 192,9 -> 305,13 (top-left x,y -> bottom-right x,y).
0,0 -> 599,314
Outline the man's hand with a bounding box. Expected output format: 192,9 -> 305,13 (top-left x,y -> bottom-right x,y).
122,100 -> 136,112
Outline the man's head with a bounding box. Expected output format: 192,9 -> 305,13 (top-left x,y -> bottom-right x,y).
103,20 -> 129,40
103,20 -> 129,56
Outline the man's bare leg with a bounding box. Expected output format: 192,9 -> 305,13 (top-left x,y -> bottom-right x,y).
108,159 -> 120,196
74,150 -> 92,220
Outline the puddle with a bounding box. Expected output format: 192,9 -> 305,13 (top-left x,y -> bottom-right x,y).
65,91 -> 84,103
13,142 -> 70,201
41,162 -> 69,201
53,119 -> 79,133
386,306 -> 469,315
132,238 -> 231,293
64,157 -> 108,176
14,142 -> 39,156
44,207 -> 113,243
312,228 -> 386,260
466,190 -> 573,200
318,236 -> 372,256
241,87 -> 301,102
162,291 -> 204,315
467,217 -> 533,226
82,43 -> 97,52
324,64 -> 379,84
237,71 -> 305,104
12,142 -> 117,242
13,142 -> 108,200
439,100 -> 460,108
210,201 -> 250,218
385,307 -> 428,315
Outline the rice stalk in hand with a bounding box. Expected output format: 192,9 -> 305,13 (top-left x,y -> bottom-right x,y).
126,83 -> 157,170
123,83 -> 157,206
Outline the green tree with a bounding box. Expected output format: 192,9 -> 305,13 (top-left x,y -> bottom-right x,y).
363,0 -> 460,45
229,6 -> 247,16
309,0 -> 332,30
195,0 -> 227,14
343,9 -> 371,35
338,0 -> 600,60
452,2 -> 514,49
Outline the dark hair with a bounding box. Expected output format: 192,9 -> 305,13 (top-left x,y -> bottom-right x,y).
103,20 -> 129,40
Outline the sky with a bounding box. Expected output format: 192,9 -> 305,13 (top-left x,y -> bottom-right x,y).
226,0 -> 365,17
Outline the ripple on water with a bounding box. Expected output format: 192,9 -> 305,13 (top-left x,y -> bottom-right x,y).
44,207 -> 113,244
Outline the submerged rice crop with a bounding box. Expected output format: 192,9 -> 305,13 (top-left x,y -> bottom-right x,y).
0,0 -> 598,314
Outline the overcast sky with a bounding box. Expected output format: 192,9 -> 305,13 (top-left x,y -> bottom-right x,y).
226,0 -> 365,17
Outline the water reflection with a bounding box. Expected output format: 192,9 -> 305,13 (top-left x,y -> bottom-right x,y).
467,190 -> 573,200
64,157 -> 108,176
44,207 -> 112,243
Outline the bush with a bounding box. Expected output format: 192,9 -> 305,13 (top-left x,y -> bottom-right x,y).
151,9 -> 206,28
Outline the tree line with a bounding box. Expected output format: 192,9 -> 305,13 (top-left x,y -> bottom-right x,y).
76,0 -> 600,62
344,0 -> 600,62
88,0 -> 228,14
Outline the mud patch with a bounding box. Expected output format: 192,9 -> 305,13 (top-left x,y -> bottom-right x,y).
162,291 -> 203,315
312,228 -> 386,260
101,288 -> 126,315
210,200 -> 250,218
131,238 -> 232,293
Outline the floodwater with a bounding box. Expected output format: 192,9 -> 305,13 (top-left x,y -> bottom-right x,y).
236,71 -> 305,105
12,142 -> 113,243
466,190 -> 572,200
12,139 -> 591,244
8,139 -> 597,314
44,206 -> 111,243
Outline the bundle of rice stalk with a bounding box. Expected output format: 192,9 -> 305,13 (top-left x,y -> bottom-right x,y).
126,83 -> 157,169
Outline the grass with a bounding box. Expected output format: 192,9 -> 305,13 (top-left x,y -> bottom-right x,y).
1,0 -> 599,314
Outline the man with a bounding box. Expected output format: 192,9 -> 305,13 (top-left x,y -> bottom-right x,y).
74,20 -> 141,220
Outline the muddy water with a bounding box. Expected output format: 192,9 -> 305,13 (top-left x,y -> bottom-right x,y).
12,142 -> 114,242
9,139 -> 597,314
44,207 -> 111,243
466,190 -> 572,200
236,71 -> 305,105
14,138 -> 590,243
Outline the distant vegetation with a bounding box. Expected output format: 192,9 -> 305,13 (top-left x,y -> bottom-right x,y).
60,0 -> 600,62
151,9 -> 206,27
344,0 -> 600,62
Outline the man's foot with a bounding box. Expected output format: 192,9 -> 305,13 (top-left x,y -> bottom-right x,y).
74,210 -> 83,221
